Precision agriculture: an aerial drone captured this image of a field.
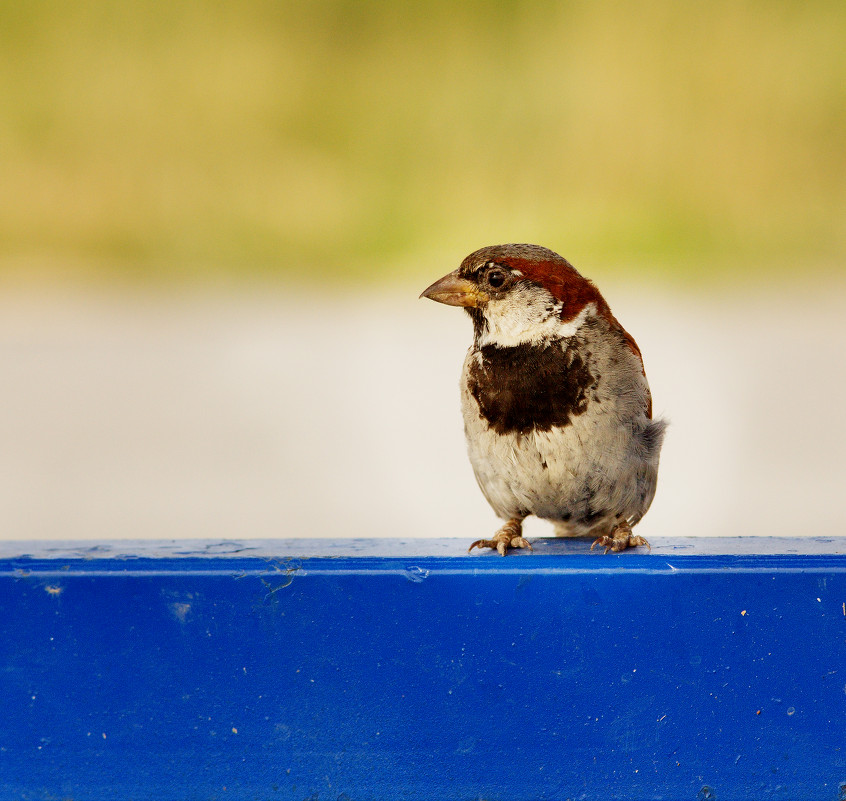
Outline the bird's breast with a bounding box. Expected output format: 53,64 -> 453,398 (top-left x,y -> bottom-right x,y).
464,341 -> 597,435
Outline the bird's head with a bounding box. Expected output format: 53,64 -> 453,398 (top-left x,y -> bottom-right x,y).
421,244 -> 609,347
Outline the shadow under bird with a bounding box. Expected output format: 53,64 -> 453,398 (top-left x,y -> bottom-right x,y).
421,243 -> 667,555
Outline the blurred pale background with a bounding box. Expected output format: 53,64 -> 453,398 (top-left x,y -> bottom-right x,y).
1,1 -> 844,541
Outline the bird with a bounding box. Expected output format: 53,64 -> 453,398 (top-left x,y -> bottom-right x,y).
420,243 -> 666,555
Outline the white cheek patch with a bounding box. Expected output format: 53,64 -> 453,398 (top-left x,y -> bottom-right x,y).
479,294 -> 595,347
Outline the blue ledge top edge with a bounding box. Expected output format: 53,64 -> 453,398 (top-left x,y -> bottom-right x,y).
1,537 -> 846,576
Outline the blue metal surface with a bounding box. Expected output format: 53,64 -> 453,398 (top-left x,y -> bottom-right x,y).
1,537 -> 845,801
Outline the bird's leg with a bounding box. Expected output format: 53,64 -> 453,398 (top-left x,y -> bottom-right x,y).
590,520 -> 650,554
469,517 -> 533,556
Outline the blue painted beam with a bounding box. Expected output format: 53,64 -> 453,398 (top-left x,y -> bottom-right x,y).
1,538 -> 844,801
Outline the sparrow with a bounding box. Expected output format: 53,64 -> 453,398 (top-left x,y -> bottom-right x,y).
421,244 -> 666,555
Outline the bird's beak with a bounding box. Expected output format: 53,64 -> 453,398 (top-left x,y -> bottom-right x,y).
419,271 -> 486,307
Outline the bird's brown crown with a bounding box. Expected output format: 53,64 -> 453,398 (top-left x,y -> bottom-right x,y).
459,243 -> 610,324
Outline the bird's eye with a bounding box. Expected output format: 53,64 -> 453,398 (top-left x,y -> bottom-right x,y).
486,269 -> 506,289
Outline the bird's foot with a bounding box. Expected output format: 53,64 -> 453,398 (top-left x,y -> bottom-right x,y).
590,521 -> 650,554
469,518 -> 532,557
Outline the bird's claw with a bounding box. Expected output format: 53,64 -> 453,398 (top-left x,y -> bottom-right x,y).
469,535 -> 533,556
591,523 -> 650,554
469,519 -> 532,556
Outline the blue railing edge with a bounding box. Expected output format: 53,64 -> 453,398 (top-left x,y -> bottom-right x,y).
2,536 -> 845,578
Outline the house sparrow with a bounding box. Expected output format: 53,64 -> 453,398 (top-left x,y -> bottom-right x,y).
421,244 -> 666,555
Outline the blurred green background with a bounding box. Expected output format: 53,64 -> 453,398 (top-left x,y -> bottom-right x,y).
1,0 -> 844,286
